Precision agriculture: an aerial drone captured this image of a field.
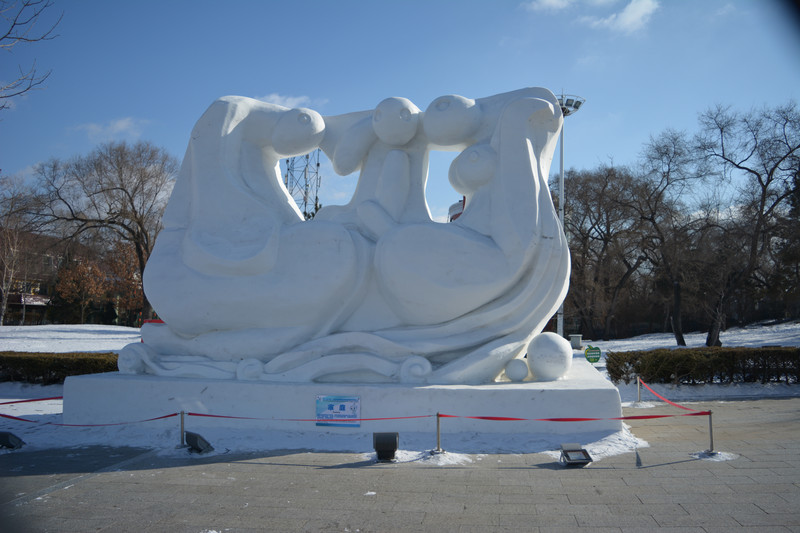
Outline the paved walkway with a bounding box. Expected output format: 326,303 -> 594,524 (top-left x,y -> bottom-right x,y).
1,398 -> 799,532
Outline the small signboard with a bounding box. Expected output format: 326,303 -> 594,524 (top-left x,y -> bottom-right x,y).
584,345 -> 601,363
315,395 -> 361,427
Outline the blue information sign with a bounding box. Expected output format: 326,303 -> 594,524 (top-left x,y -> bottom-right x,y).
315,395 -> 361,427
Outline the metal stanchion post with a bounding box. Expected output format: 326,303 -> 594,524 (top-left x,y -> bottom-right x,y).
431,412 -> 444,455
180,411 -> 185,447
637,376 -> 641,403
707,410 -> 715,454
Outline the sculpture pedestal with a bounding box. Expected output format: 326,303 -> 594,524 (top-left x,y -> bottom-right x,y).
64,358 -> 621,437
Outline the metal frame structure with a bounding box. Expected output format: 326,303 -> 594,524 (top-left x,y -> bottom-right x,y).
283,150 -> 322,219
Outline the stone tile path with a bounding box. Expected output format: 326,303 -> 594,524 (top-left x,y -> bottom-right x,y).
2,398 -> 799,532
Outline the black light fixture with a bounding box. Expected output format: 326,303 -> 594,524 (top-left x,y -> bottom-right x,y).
373,432 -> 399,462
184,431 -> 214,454
0,431 -> 24,450
560,442 -> 592,467
557,93 -> 585,117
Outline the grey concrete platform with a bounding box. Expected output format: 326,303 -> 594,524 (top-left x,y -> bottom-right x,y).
2,398 -> 799,532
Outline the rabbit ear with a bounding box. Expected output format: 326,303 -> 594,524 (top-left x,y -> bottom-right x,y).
329,115 -> 378,175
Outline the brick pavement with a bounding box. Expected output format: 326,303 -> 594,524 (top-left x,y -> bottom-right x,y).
1,398 -> 799,532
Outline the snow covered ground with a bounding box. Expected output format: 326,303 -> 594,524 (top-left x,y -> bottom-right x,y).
1,323 -> 798,459
586,321 -> 800,353
0,324 -> 140,353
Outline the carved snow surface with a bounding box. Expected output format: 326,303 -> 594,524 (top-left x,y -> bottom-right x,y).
122,88 -> 570,384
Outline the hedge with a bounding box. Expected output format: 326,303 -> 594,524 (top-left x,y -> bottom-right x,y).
606,346 -> 800,385
0,352 -> 119,385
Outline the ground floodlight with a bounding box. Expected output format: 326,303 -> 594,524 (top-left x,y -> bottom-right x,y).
0,431 -> 24,450
559,443 -> 592,467
373,432 -> 399,462
184,431 -> 214,454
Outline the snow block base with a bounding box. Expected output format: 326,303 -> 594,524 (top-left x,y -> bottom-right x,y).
64,358 -> 622,435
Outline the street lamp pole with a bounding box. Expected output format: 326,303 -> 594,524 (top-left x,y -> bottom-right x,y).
556,93 -> 585,338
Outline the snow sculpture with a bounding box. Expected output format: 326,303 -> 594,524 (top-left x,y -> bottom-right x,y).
119,88 -> 570,384
526,332 -> 573,381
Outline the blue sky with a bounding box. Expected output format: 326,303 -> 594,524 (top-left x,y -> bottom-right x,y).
2,0 -> 799,220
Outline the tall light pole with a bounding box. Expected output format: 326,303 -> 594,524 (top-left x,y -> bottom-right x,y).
556,93 -> 585,338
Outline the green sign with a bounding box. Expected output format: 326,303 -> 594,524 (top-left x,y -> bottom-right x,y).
584,345 -> 601,363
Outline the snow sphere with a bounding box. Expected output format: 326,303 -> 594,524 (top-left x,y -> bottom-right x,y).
505,358 -> 530,382
527,332 -> 573,381
372,97 -> 420,146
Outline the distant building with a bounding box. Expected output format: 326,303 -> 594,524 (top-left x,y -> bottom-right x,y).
448,197 -> 465,222
0,232 -> 85,325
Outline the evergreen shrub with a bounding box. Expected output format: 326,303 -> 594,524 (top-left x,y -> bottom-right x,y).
606,346 -> 800,385
0,352 -> 118,385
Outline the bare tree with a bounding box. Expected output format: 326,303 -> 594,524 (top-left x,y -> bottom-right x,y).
559,165 -> 646,340
771,173 -> 800,318
696,101 -> 800,346
36,141 -> 177,318
0,174 -> 37,324
1,0 -> 62,111
633,129 -> 706,346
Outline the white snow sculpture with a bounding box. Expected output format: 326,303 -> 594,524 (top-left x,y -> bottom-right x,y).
119,88 -> 570,384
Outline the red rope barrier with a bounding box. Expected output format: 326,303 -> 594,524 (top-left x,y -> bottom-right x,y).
437,411 -> 710,423
638,379 -> 700,411
619,412 -> 710,420
461,415 -> 529,421
187,412 -> 262,420
187,412 -> 436,423
1,411 -> 179,426
52,412 -> 179,427
0,413 -> 39,423
0,396 -> 63,406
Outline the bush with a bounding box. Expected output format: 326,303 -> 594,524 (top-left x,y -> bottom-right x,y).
606,346 -> 800,385
0,352 -> 118,385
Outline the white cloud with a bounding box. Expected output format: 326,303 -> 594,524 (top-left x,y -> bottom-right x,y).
582,0 -> 660,34
255,92 -> 329,109
11,164 -> 37,181
715,3 -> 736,17
75,117 -> 148,143
257,92 -> 311,108
430,211 -> 450,224
523,0 -> 617,11
523,0 -> 574,11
